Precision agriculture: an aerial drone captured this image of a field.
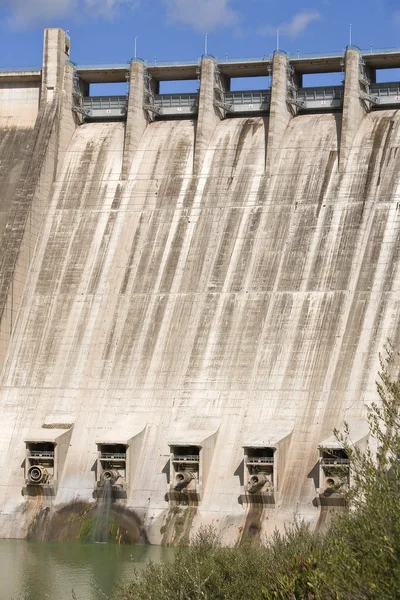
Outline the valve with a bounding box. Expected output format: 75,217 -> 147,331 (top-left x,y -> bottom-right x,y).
27,465 -> 49,484
101,469 -> 119,485
174,471 -> 193,490
324,476 -> 343,493
248,473 -> 268,493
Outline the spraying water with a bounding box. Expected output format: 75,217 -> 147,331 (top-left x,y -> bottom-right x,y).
92,479 -> 112,543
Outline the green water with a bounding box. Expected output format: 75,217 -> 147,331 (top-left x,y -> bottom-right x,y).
0,539 -> 173,600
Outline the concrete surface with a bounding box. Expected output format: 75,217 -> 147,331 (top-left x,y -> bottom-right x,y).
0,30 -> 399,544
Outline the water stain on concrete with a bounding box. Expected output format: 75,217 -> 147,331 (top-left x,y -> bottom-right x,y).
27,501 -> 145,544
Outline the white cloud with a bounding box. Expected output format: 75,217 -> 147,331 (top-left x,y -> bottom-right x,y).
259,9 -> 322,39
163,0 -> 239,32
0,0 -> 139,28
84,0 -> 139,18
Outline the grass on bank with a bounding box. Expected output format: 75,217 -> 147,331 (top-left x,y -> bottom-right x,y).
115,344 -> 400,600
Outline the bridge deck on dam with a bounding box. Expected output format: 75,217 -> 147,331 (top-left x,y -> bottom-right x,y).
3,47 -> 400,84
73,48 -> 400,82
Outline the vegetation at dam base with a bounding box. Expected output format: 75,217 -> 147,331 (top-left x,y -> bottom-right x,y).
115,347 -> 400,600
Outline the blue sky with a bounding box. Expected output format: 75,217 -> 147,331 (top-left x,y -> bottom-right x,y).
0,0 -> 398,90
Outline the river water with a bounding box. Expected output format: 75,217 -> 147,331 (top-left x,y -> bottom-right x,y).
0,539 -> 174,600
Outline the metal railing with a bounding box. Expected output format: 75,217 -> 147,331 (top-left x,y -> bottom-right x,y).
57,48 -> 400,72
297,85 -> 344,100
297,85 -> 344,111
28,451 -> 54,458
0,66 -> 41,72
153,93 -> 198,108
224,90 -> 271,113
77,63 -> 129,70
225,90 -> 270,104
371,82 -> 400,105
172,455 -> 200,462
218,56 -> 272,63
149,59 -> 200,67
246,457 -> 274,464
83,96 -> 127,118
291,51 -> 344,59
99,452 -> 126,460
152,93 -> 198,116
371,82 -> 400,93
321,458 -> 350,465
361,46 -> 400,55
290,48 -> 400,59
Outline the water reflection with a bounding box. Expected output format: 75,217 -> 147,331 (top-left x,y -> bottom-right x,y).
0,539 -> 173,600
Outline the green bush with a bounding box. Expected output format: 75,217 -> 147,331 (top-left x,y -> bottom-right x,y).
115,345 -> 400,599
116,523 -> 323,600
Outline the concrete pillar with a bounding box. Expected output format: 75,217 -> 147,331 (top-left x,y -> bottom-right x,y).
57,62 -> 78,172
122,60 -> 148,179
265,52 -> 294,176
41,28 -> 70,103
0,28 -> 76,373
41,27 -> 77,175
194,57 -> 226,174
339,47 -> 367,173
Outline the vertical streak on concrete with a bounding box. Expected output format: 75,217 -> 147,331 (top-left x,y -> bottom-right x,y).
339,48 -> 366,173
194,57 -> 223,175
0,28 -> 76,373
57,63 -> 78,173
265,52 -> 293,176
122,60 -> 147,180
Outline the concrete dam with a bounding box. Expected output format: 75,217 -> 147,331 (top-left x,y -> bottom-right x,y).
0,28 -> 399,544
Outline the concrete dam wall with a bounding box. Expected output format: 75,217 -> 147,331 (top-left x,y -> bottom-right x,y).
0,29 -> 399,543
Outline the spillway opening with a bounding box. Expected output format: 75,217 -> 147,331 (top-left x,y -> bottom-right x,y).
318,448 -> 350,503
297,72 -> 344,115
168,445 -> 201,502
96,443 -> 127,497
83,83 -> 128,122
371,68 -> 400,110
225,75 -> 271,118
154,79 -> 199,120
24,441 -> 56,493
244,447 -> 275,500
